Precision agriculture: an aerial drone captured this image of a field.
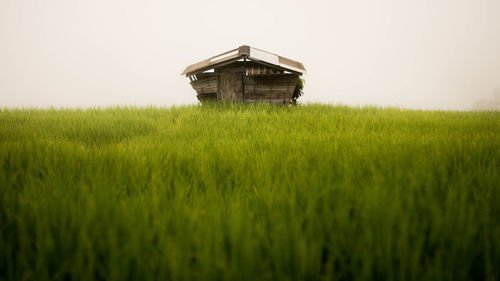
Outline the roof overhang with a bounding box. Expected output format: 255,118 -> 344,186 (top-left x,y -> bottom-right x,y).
181,45 -> 306,76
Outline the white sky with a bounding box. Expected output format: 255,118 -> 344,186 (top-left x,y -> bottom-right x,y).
1,0 -> 499,110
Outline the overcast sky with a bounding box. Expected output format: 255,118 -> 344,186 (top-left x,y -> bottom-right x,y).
1,0 -> 499,110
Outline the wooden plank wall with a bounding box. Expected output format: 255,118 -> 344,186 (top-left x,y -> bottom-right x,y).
218,73 -> 242,102
189,65 -> 299,105
190,74 -> 218,101
243,74 -> 299,105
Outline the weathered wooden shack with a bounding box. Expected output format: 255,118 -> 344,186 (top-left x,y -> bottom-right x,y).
181,45 -> 306,105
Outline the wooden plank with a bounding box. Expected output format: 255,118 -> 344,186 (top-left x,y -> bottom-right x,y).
254,93 -> 271,98
191,79 -> 209,87
244,94 -> 264,99
243,77 -> 255,86
270,85 -> 288,92
202,86 -> 217,93
215,66 -> 245,73
244,85 -> 254,94
191,84 -> 203,92
197,92 -> 217,102
255,85 -> 271,92
208,79 -> 217,87
219,73 -> 242,102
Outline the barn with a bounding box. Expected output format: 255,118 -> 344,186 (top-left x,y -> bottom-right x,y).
181,45 -> 306,105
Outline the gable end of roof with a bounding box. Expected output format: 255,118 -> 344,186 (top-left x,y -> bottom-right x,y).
182,45 -> 305,76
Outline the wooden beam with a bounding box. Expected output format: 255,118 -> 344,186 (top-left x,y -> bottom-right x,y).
185,56 -> 242,77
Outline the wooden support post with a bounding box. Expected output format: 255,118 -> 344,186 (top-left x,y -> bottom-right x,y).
217,74 -> 220,101
242,58 -> 246,102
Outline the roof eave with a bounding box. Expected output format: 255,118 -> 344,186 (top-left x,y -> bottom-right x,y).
181,45 -> 306,76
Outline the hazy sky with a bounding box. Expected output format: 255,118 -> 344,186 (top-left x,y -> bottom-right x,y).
1,0 -> 499,109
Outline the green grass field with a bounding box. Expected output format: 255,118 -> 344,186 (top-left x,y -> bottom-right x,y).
0,104 -> 499,281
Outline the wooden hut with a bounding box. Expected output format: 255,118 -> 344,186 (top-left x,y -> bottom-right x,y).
181,45 -> 306,105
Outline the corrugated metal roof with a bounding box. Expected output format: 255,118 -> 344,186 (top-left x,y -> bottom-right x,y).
181,45 -> 306,76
